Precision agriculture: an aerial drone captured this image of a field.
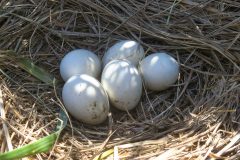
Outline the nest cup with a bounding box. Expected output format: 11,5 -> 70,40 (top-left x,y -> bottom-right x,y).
0,1 -> 239,159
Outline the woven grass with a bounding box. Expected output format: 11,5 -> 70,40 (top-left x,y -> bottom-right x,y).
0,0 -> 240,159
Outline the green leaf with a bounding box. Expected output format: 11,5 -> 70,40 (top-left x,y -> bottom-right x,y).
0,131 -> 59,160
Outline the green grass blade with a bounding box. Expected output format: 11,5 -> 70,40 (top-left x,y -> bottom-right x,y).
0,50 -> 56,86
0,109 -> 68,160
0,50 -> 67,159
0,131 -> 59,160
16,57 -> 56,86
93,149 -> 114,160
55,109 -> 68,132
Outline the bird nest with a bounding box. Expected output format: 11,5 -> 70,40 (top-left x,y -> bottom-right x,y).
0,0 -> 239,159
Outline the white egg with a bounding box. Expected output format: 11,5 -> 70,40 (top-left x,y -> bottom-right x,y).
60,49 -> 101,81
102,40 -> 145,67
101,60 -> 142,111
139,52 -> 179,91
62,74 -> 109,125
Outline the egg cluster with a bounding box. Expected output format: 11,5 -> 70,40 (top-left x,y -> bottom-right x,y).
60,40 -> 179,125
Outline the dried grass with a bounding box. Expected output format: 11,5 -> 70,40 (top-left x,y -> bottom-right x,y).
0,0 -> 240,159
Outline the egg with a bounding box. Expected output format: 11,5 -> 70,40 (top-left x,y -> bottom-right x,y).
139,52 -> 179,91
62,74 -> 109,125
102,40 -> 145,67
60,49 -> 101,81
101,60 -> 142,111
